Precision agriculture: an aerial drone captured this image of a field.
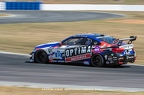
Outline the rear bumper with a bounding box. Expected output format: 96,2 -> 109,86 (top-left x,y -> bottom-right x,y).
118,55 -> 135,65
104,54 -> 136,65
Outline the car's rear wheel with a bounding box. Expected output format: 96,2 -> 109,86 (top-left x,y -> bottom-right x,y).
34,50 -> 49,63
91,54 -> 105,67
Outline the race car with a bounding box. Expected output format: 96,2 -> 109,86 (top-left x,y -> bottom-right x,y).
29,33 -> 137,67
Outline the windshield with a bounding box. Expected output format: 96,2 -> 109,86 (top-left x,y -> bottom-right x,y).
97,36 -> 117,44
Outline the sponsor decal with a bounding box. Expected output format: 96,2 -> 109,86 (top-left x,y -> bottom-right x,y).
126,56 -> 134,60
65,46 -> 91,62
120,44 -> 133,49
48,48 -> 53,54
112,56 -> 118,61
65,46 -> 91,57
104,55 -> 108,60
51,60 -> 65,62
49,55 -> 53,60
48,50 -> 63,60
110,60 -> 114,63
128,56 -> 134,59
104,55 -> 117,61
65,53 -> 91,62
83,61 -> 90,65
108,56 -> 112,61
106,61 -> 109,64
119,57 -> 124,60
94,46 -> 100,53
126,56 -> 129,60
123,49 -> 132,55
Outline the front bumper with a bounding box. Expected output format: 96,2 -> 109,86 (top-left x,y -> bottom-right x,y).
29,52 -> 35,63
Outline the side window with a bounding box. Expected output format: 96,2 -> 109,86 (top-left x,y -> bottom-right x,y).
92,40 -> 99,45
62,37 -> 86,45
93,41 -> 99,45
85,38 -> 92,45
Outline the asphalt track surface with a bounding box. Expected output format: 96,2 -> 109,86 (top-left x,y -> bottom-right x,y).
0,11 -> 144,91
0,53 -> 144,90
0,11 -> 124,24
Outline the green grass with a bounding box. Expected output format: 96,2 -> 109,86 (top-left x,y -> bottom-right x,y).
0,11 -> 143,64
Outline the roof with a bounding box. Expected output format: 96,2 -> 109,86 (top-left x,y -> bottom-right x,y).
73,33 -> 105,38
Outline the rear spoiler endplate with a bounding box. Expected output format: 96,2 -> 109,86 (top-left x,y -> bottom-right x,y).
118,36 -> 137,45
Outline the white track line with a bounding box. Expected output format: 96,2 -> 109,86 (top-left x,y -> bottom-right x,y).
128,63 -> 144,66
0,51 -> 30,56
0,81 -> 143,92
0,13 -> 17,18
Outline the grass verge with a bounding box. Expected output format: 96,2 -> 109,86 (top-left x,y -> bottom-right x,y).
0,11 -> 143,64
18,0 -> 144,4
0,14 -> 10,17
0,86 -> 144,95
1,0 -> 144,4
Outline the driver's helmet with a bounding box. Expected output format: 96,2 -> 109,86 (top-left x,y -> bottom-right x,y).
85,39 -> 92,45
93,41 -> 98,45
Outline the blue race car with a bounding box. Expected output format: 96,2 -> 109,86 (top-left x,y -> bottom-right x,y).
29,33 -> 137,67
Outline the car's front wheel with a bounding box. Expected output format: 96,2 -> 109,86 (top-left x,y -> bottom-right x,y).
91,54 -> 105,67
34,50 -> 49,63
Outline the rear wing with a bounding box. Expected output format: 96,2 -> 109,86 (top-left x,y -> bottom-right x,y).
117,36 -> 137,45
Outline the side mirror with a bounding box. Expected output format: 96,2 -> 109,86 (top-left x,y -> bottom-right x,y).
58,43 -> 62,46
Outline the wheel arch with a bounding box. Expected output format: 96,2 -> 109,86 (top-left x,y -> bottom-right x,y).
34,49 -> 49,63
90,53 -> 105,67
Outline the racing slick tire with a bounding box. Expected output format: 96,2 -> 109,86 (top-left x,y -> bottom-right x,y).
90,54 -> 105,67
34,50 -> 49,63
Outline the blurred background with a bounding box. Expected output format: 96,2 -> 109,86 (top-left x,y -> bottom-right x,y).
0,0 -> 144,95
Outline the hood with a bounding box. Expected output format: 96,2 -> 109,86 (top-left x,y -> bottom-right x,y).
35,42 -> 60,49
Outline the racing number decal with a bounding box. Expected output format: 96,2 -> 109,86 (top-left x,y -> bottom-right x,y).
55,51 -> 62,59
65,46 -> 92,62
